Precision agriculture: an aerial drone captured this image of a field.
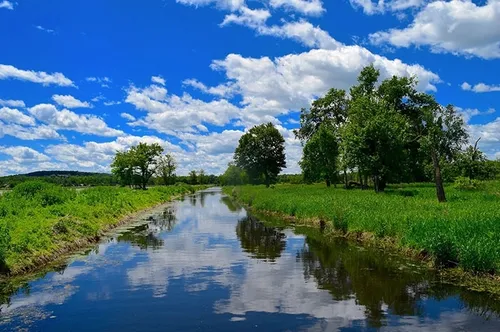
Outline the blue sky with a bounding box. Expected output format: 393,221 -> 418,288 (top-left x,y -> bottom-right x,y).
0,0 -> 499,175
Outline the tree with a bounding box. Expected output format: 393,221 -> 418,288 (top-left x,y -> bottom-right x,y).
295,88 -> 348,142
198,169 -> 206,185
342,66 -> 410,192
189,170 -> 198,185
221,163 -> 248,186
420,102 -> 468,202
300,122 -> 339,187
111,143 -> 164,190
234,123 -> 286,187
157,154 -> 176,185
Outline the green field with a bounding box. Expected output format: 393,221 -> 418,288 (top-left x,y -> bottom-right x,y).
226,182 -> 500,274
0,181 -> 205,274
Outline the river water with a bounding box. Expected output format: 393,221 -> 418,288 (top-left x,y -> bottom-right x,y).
0,188 -> 499,331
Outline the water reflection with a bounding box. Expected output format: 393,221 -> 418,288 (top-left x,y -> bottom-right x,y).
236,216 -> 287,261
0,189 -> 499,331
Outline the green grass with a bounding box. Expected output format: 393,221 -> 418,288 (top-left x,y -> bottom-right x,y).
225,182 -> 500,274
0,181 -> 206,274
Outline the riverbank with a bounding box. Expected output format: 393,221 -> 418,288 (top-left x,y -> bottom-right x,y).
0,181 -> 208,275
224,183 -> 500,295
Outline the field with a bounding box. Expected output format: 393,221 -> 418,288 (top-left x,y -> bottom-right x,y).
226,182 -> 500,274
0,181 -> 205,274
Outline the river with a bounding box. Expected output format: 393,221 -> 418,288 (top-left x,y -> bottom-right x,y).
0,188 -> 499,331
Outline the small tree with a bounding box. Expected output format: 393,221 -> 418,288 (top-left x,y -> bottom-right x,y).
234,123 -> 286,187
221,163 -> 248,186
420,103 -> 468,202
157,154 -> 177,185
111,143 -> 164,190
300,122 -> 339,187
198,169 -> 206,185
189,170 -> 198,185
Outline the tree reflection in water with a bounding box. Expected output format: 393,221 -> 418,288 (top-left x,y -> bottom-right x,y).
236,216 -> 286,261
117,206 -> 177,250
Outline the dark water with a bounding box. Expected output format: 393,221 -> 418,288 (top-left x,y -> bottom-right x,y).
1,188 -> 500,331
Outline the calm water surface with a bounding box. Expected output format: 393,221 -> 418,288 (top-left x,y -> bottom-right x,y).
1,188 -> 499,331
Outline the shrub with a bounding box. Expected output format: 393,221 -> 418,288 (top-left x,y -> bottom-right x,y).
454,177 -> 483,191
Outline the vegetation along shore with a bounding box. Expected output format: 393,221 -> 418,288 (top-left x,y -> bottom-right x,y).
0,181 -> 207,276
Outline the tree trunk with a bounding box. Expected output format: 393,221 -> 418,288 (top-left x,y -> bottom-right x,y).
343,169 -> 348,189
265,173 -> 270,188
326,177 -> 331,187
432,150 -> 446,203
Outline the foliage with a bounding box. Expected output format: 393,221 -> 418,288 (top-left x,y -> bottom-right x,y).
189,170 -> 198,185
454,177 -> 484,191
111,143 -> 164,189
0,181 -> 206,273
226,181 -> 500,273
157,154 -> 177,185
220,163 -> 248,186
234,122 -> 286,187
300,122 -> 340,187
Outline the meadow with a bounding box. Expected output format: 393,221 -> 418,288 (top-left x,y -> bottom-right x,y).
0,181 -> 204,274
226,182 -> 500,274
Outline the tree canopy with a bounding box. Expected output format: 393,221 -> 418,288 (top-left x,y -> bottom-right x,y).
234,123 -> 286,187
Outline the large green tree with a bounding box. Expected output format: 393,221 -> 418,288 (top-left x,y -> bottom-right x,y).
234,123 -> 286,187
300,122 -> 340,187
111,143 -> 164,189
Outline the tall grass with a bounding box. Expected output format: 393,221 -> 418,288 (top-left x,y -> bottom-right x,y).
226,182 -> 500,274
0,181 -> 204,273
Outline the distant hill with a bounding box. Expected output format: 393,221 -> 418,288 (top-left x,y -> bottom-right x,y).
22,171 -> 109,177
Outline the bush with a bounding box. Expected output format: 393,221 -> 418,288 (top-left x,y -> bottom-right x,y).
454,177 -> 483,191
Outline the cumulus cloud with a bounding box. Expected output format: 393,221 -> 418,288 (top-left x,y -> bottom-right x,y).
349,0 -> 427,14
0,99 -> 25,108
0,64 -> 74,87
29,104 -> 123,137
269,0 -> 325,16
182,79 -> 237,98
469,118 -> 500,159
125,83 -> 242,135
176,0 -> 245,11
457,107 -> 496,123
103,100 -> 121,106
369,0 -> 500,59
0,1 -> 14,10
461,82 -> 500,93
52,95 -> 92,109
151,76 -> 166,86
0,107 -> 36,126
0,122 -> 63,141
0,146 -> 50,163
121,112 -> 136,121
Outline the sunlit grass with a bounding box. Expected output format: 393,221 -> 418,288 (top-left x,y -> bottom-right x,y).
0,181 -> 205,273
227,181 -> 500,274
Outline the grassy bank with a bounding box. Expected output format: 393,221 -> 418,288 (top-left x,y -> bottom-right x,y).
225,182 -> 500,275
0,181 -> 207,274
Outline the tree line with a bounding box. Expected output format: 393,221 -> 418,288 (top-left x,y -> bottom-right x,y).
227,65 -> 499,202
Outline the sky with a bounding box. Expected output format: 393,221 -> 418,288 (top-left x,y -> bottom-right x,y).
0,0 -> 499,176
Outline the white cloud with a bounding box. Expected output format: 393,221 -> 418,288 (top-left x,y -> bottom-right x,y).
0,146 -> 50,163
269,0 -> 325,16
52,95 -> 92,109
103,100 -> 122,106
461,81 -> 500,93
221,7 -> 272,28
457,107 -> 496,123
0,107 -> 36,126
35,25 -> 55,34
86,76 -> 111,88
0,99 -> 25,108
0,64 -> 75,87
176,0 -> 245,11
469,117 -> 500,159
125,84 -> 242,135
369,0 -> 500,59
0,122 -> 63,141
182,78 -> 237,97
0,1 -> 13,10
349,0 -> 427,14
121,112 -> 136,121
151,76 -> 166,86
29,104 -> 123,137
